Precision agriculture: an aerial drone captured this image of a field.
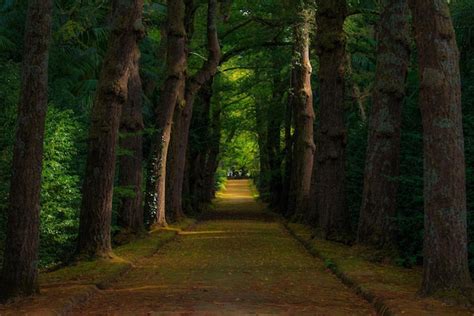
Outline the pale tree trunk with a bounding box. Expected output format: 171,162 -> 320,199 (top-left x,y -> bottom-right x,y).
77,0 -> 144,258
0,0 -> 53,301
357,0 -> 410,250
410,0 -> 472,296
282,70 -> 295,215
166,0 -> 221,221
312,0 -> 350,241
117,46 -> 145,234
292,3 -> 315,218
143,0 -> 187,227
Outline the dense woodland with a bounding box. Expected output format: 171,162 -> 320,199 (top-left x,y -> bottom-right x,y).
0,0 -> 474,305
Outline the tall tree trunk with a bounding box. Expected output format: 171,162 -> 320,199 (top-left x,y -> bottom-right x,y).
166,0 -> 221,221
357,0 -> 410,250
292,4 -> 315,218
203,96 -> 222,201
143,0 -> 187,227
77,0 -> 144,258
267,65 -> 284,209
256,96 -> 270,196
313,0 -> 349,240
117,46 -> 145,234
0,0 -> 53,301
189,79 -> 213,212
410,0 -> 472,295
282,71 -> 296,215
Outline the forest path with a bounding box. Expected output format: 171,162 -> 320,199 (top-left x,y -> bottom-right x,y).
71,180 -> 374,315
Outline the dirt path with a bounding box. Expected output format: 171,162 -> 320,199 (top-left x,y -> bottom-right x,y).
71,180 -> 374,315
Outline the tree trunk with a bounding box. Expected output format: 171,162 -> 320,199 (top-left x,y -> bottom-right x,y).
189,79 -> 214,212
409,0 -> 472,295
77,0 -> 144,258
282,70 -> 296,215
117,46 -> 145,234
256,96 -> 270,196
267,65 -> 284,209
312,0 -> 349,241
0,0 -> 53,301
143,0 -> 187,227
166,0 -> 221,221
292,5 -> 315,218
357,0 -> 410,250
203,96 -> 222,201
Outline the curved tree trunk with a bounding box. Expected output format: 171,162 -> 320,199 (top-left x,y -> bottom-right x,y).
410,0 -> 472,295
117,46 -> 145,234
166,0 -> 221,221
357,0 -> 410,250
77,0 -> 144,258
143,0 -> 187,228
0,0 -> 53,301
292,4 -> 315,218
313,0 -> 350,241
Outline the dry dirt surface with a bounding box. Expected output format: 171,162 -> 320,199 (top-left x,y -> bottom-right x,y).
69,180 -> 374,315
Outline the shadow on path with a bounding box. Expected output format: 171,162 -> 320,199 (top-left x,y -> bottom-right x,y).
70,180 -> 374,315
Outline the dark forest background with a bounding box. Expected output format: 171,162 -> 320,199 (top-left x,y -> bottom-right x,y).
0,0 -> 473,272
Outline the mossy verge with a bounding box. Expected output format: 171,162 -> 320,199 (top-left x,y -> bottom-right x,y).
284,222 -> 474,315
0,218 -> 196,314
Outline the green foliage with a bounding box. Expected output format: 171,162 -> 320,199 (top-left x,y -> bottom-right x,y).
40,107 -> 83,266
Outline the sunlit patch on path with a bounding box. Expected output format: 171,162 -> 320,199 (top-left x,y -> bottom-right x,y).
71,180 -> 374,315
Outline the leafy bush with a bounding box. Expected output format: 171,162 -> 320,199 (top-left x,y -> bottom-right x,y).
39,107 -> 83,267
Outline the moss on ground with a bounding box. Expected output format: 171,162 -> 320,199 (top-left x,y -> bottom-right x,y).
287,222 -> 474,315
41,219 -> 195,286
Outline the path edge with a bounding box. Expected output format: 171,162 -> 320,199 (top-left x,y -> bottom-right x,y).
51,219 -> 197,315
282,221 -> 395,316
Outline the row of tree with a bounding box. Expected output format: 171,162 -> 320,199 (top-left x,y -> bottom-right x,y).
256,0 -> 472,297
0,0 -> 226,301
0,0 -> 472,304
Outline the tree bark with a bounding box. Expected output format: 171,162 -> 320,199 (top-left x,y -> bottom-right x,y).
203,96 -> 222,201
266,63 -> 285,209
77,0 -> 144,258
0,0 -> 53,301
357,0 -> 410,250
143,0 -> 187,227
117,46 -> 145,234
166,0 -> 221,221
282,70 -> 296,215
409,0 -> 472,295
292,4 -> 315,218
189,79 -> 214,212
312,0 -> 350,241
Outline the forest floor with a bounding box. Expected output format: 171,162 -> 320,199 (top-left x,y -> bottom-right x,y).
1,180 -> 473,315
66,179 -> 374,315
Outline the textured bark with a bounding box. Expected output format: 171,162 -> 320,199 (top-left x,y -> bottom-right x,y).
357,0 -> 410,250
292,6 -> 315,218
409,0 -> 472,295
77,0 -> 144,258
267,65 -> 284,209
312,0 -> 350,240
188,79 -> 214,212
256,96 -> 270,196
117,46 -> 144,234
0,0 -> 53,301
203,97 -> 222,201
166,0 -> 221,221
143,0 -> 187,227
282,70 -> 296,215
